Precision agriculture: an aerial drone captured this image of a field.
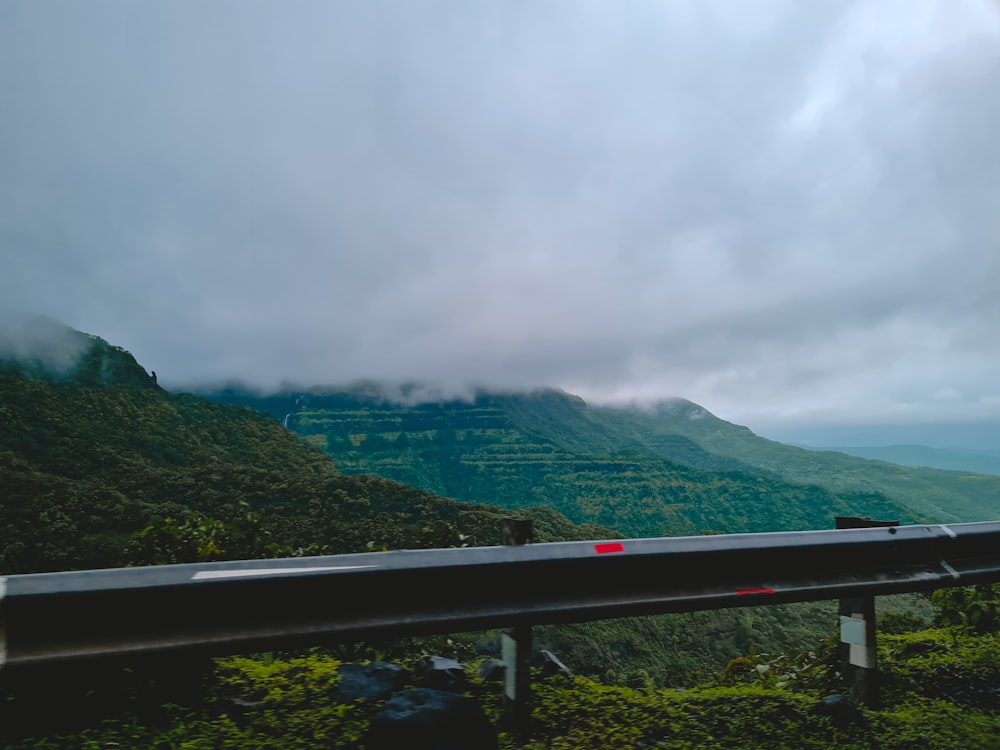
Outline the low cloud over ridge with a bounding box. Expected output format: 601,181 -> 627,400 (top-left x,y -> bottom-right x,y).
2,1 -> 1000,429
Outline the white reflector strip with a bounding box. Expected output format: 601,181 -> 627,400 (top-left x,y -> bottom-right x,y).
849,643 -> 874,669
840,615 -> 867,645
192,565 -> 379,580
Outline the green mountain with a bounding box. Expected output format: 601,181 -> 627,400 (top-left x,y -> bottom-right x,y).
207,384 -> 1000,529
0,324 -> 613,575
596,401 -> 1000,523
201,385 -> 924,537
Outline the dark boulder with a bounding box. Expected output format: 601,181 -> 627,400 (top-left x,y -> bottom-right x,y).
534,650 -> 572,679
365,688 -> 498,750
420,655 -> 469,692
335,662 -> 407,703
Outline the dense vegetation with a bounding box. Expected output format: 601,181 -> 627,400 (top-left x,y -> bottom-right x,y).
8,615 -> 1000,749
597,399 -> 1000,523
0,339 -> 614,575
203,385 -> 922,539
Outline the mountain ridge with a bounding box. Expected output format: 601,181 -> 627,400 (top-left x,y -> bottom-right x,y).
0,324 -> 617,575
199,381 -> 1000,529
802,443 -> 1000,476
200,384 -> 925,537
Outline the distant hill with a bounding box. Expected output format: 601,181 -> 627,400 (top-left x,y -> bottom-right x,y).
603,402 -> 1000,523
200,384 -> 923,537
803,444 -> 1000,476
760,421 -> 1000,452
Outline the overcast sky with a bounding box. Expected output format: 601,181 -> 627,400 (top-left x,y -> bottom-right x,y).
2,0 -> 1000,431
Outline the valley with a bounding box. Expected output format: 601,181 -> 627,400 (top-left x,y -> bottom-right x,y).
203,384 -> 1000,533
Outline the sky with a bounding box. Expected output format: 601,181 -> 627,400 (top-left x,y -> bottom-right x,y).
2,0 -> 1000,435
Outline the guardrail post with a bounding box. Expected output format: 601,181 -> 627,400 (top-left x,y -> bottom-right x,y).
835,516 -> 898,709
501,517 -> 533,736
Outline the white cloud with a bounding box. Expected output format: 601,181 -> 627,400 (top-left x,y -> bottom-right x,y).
2,0 -> 1000,429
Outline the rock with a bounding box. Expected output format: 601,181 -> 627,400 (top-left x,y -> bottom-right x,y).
335,662 -> 407,703
365,688 -> 499,750
534,650 -> 572,679
477,661 -> 506,682
816,695 -> 864,727
420,655 -> 469,692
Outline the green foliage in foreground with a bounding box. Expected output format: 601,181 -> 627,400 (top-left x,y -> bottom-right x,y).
530,600 -> 843,687
7,626 -> 1000,750
932,583 -> 1000,634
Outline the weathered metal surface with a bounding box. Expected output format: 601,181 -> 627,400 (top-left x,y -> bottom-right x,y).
2,522 -> 1000,671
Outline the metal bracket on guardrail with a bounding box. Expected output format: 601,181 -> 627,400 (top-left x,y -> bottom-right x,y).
501,517 -> 533,736
835,516 -> 899,708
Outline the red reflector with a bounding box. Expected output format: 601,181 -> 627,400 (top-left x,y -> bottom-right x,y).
736,588 -> 775,596
594,542 -> 625,554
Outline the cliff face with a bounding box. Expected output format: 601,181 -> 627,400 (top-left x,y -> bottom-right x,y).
201,385 -> 919,538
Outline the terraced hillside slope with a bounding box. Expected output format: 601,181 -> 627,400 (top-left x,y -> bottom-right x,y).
202,385 -> 922,538
589,399 -> 1000,523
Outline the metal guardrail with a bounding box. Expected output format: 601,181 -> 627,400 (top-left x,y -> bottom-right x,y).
3,521 -> 1000,672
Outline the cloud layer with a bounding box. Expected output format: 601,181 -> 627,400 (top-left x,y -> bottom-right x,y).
2,0 -> 1000,428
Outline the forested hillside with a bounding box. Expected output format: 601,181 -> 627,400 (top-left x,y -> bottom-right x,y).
590,400 -> 1000,523
0,333 -> 613,575
203,385 -> 923,537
